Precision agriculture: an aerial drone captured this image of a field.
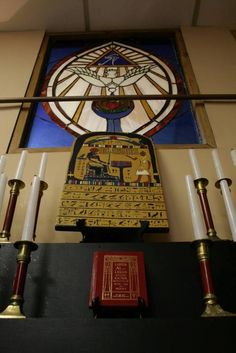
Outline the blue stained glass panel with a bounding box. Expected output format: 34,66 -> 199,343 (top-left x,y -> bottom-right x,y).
23,35 -> 202,148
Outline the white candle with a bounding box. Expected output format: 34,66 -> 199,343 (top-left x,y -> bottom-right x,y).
15,150 -> 28,180
189,149 -> 202,179
0,172 -> 7,215
21,175 -> 40,241
230,149 -> 236,166
38,153 -> 48,180
212,149 -> 225,180
219,179 -> 236,241
185,174 -> 206,240
0,155 -> 6,174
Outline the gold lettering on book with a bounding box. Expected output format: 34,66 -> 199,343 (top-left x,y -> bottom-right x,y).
102,255 -> 140,301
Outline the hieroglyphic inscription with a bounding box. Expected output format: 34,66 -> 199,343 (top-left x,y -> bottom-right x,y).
56,184 -> 168,229
60,200 -> 166,210
59,208 -> 167,219
57,217 -> 168,228
62,184 -> 163,193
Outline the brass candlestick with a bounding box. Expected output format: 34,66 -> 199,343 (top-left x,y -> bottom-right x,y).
33,180 -> 48,240
194,178 -> 220,241
195,239 -> 235,317
0,179 -> 25,242
0,240 -> 38,319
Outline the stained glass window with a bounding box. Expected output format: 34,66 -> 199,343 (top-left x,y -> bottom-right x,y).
10,32 -> 215,151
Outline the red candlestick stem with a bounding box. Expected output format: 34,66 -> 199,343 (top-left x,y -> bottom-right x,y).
0,179 -> 25,241
199,259 -> 215,296
12,262 -> 28,297
194,178 -> 220,240
197,191 -> 215,231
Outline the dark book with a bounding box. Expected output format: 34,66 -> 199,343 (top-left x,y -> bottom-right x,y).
89,251 -> 148,310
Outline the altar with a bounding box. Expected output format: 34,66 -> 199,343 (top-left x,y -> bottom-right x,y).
0,241 -> 235,352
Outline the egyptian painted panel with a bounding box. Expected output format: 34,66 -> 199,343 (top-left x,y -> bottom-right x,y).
24,35 -> 201,148
56,133 -> 168,232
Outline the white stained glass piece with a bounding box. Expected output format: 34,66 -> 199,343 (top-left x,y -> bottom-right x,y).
48,57 -> 76,87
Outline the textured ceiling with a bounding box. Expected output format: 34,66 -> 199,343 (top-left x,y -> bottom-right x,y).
0,0 -> 235,32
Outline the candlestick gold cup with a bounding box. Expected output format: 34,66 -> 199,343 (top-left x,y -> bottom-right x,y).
195,239 -> 235,317
0,240 -> 38,319
215,177 -> 232,189
194,178 -> 220,241
0,179 -> 25,242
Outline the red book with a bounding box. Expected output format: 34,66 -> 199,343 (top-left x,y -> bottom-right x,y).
89,251 -> 148,309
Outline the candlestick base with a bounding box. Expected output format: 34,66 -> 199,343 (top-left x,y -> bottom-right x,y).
0,240 -> 38,319
202,294 -> 236,317
0,295 -> 25,319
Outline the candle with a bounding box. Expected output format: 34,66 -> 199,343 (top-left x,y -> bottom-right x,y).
230,149 -> 236,166
189,149 -> 202,179
185,174 -> 206,240
0,155 -> 6,174
219,180 -> 236,241
38,153 -> 48,180
15,150 -> 28,180
212,149 -> 225,180
0,172 -> 7,215
21,175 -> 40,241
